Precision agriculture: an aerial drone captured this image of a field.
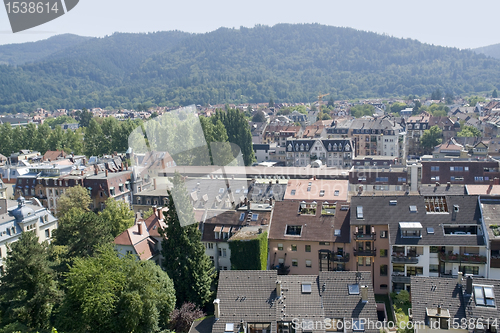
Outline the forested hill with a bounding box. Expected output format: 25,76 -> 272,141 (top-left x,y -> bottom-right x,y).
2,24 -> 500,113
474,43 -> 500,60
0,34 -> 91,65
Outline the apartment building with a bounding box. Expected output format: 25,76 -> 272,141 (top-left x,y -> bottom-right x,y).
285,138 -> 354,167
0,197 -> 58,271
421,158 -> 500,185
268,200 -> 350,275
350,195 -> 487,294
406,114 -> 431,156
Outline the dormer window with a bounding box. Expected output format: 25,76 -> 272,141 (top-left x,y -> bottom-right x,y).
399,222 -> 422,238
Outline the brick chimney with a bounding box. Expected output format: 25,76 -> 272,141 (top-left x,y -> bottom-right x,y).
105,169 -> 108,177
138,222 -> 144,235
153,178 -> 157,191
494,177 -> 500,185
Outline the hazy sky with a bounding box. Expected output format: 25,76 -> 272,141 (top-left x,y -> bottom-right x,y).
1,0 -> 499,49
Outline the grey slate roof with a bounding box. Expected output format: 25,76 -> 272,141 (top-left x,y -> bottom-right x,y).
411,276 -> 466,323
319,271 -> 378,333
350,195 -> 484,246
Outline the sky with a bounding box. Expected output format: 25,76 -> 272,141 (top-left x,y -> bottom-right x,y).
1,0 -> 499,49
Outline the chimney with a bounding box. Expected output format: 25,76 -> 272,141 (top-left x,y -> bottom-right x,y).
158,208 -> 164,220
0,199 -> 7,215
313,175 -> 316,180
494,177 -> 500,185
446,182 -> 451,188
435,182 -> 440,187
466,275 -> 473,294
276,280 -> 282,298
138,222 -> 144,235
94,165 -> 98,175
487,182 -> 493,194
269,198 -> 273,206
105,169 -> 108,177
258,227 -> 263,234
360,285 -> 368,303
153,205 -> 157,216
213,299 -> 220,320
153,178 -> 157,191
437,305 -> 441,315
457,271 -> 463,285
81,170 -> 84,176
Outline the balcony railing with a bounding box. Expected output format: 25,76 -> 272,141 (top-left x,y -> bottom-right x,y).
439,252 -> 487,264
353,248 -> 376,257
391,273 -> 411,284
491,257 -> 500,269
332,252 -> 350,262
353,232 -> 376,241
391,255 -> 419,264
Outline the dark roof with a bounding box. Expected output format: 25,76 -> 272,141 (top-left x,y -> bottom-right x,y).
189,317 -> 215,333
213,270 -> 277,333
319,271 -> 378,333
412,276 -> 500,324
411,276 -> 466,322
350,195 -> 484,246
248,183 -> 287,202
269,200 -> 350,243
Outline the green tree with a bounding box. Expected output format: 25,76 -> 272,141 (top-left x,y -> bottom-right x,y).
350,104 -> 374,118
390,102 -> 407,114
0,231 -> 60,331
53,209 -> 113,258
58,245 -> 176,333
457,125 -> 481,137
56,185 -> 91,217
493,89 -> 498,98
420,125 -> 443,152
0,123 -> 13,156
34,123 -> 51,154
84,118 -> 105,156
431,89 -> 443,100
47,125 -> 65,151
161,173 -> 214,308
76,108 -> 93,128
445,92 -> 454,104
327,97 -> 334,108
99,197 -> 135,237
268,97 -> 274,108
251,111 -> 266,123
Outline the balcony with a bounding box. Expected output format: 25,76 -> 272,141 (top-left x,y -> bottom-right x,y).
392,273 -> 411,284
332,252 -> 350,262
490,257 -> 500,269
391,255 -> 419,264
353,232 -> 376,241
353,248 -> 376,256
439,252 -> 487,264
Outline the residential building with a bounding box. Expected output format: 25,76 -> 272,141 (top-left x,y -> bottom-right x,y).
84,166 -> 132,211
432,139 -> 468,159
285,138 -> 354,167
406,114 -> 431,156
421,158 -> 500,185
263,125 -> 302,146
268,200 -> 350,275
192,270 -> 379,333
0,196 -> 58,271
114,207 -> 166,266
201,203 -> 272,271
411,275 -> 500,333
349,166 -> 409,194
477,197 -> 500,279
350,195 -> 487,294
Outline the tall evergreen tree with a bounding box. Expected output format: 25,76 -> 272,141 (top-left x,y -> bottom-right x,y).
84,118 -> 105,156
161,173 -> 214,308
493,89 -> 498,98
0,231 -> 60,331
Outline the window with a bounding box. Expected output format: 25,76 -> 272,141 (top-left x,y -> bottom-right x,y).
380,249 -> 388,257
398,177 -> 406,182
375,177 -> 388,182
291,244 -> 297,251
239,213 -> 245,221
251,214 -> 258,221
319,242 -> 330,246
461,266 -> 479,275
474,285 -> 496,306
305,260 -> 312,267
207,243 -> 214,249
320,190 -> 325,197
286,225 -> 302,236
292,259 -> 298,266
380,284 -> 388,290
334,190 -> 339,196
365,257 -> 371,266
358,257 -> 363,266
305,245 -> 311,252
45,229 -> 50,238
380,265 -> 388,276
475,176 -> 484,182
429,264 -> 439,273
348,284 -> 360,295
431,166 -> 439,171
380,230 -> 388,238
301,283 -> 312,294
278,243 -> 283,251
222,249 -> 227,257
430,246 -> 439,253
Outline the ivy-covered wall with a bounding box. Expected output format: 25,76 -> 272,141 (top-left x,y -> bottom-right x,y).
228,232 -> 268,270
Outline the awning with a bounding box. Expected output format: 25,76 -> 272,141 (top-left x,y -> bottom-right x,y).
214,226 -> 222,232
222,226 -> 231,233
109,187 -> 115,191
119,183 -> 123,187
399,222 -> 422,229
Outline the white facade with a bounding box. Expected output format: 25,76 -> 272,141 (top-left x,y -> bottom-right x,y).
204,241 -> 231,271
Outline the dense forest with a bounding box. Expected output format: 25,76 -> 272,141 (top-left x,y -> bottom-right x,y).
2,24 -> 500,113
474,43 -> 500,60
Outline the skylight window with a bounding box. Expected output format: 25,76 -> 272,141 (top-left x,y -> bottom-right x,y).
291,190 -> 296,195
334,229 -> 341,236
251,214 -> 258,221
219,188 -> 225,194
427,227 -> 434,234
348,284 -> 360,295
409,205 -> 417,213
225,323 -> 234,333
356,206 -> 363,219
301,283 -> 312,294
320,190 -> 325,197
307,186 -> 311,192
334,190 -> 339,196
474,285 -> 495,306
239,213 -> 245,222
352,320 -> 365,332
